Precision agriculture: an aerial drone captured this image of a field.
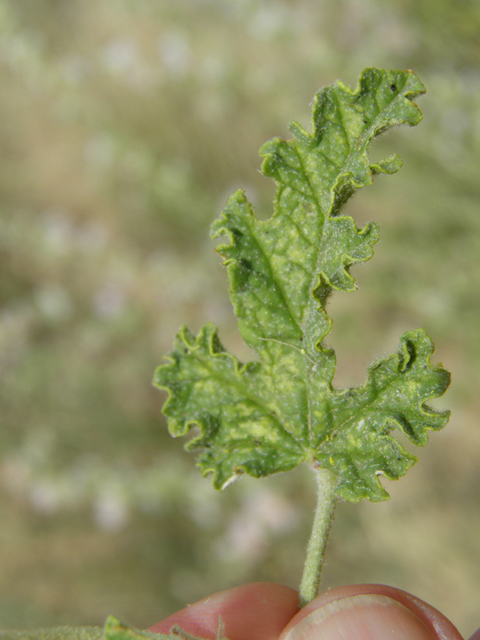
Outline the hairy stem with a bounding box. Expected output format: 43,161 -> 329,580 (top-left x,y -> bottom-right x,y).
299,466 -> 338,608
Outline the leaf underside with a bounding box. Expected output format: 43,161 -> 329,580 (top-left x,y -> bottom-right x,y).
154,68 -> 451,503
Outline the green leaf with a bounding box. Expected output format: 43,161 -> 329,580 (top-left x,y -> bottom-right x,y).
0,628 -> 103,640
154,68 -> 450,502
103,616 -> 170,640
314,330 -> 451,501
103,615 -> 226,640
0,616 -> 209,640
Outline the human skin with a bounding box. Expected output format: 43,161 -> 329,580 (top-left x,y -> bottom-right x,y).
149,582 -> 479,640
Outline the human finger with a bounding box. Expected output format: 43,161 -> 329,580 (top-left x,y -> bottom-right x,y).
279,584 -> 463,640
148,582 -> 299,640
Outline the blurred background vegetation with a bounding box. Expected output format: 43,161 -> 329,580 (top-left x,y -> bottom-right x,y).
1,0 -> 480,636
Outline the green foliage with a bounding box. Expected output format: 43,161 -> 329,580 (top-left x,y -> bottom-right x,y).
0,615 -> 204,640
155,68 -> 450,503
104,616 -> 223,640
4,0 -> 480,629
103,616 -> 168,640
0,627 -> 103,640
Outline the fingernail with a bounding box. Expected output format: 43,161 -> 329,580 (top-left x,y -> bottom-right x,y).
284,594 -> 437,640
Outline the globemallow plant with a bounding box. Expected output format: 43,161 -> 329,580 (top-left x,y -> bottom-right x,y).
154,67 -> 451,607
1,68 -> 450,640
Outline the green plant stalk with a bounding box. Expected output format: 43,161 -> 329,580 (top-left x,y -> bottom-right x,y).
299,467 -> 338,607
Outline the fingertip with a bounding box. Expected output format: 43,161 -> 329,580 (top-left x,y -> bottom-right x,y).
149,582 -> 299,640
279,585 -> 463,640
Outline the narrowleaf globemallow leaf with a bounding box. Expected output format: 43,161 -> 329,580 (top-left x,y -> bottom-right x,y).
155,67 -> 451,607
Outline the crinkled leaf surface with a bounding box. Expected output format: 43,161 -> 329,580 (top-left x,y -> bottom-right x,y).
154,68 -> 451,502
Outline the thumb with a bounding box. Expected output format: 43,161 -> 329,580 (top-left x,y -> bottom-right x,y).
280,585 -> 463,640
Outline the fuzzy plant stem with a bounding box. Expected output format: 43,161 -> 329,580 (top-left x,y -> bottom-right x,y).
298,466 -> 338,608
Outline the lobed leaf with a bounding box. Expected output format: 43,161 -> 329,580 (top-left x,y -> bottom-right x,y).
314,330 -> 451,501
155,68 -> 450,502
